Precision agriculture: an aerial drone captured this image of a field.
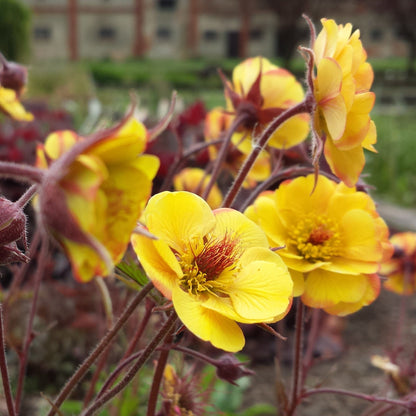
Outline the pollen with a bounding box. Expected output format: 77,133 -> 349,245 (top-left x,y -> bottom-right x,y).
288,215 -> 340,262
179,233 -> 241,296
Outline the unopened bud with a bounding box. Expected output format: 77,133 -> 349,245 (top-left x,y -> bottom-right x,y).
0,61 -> 28,96
0,242 -> 29,265
215,354 -> 254,386
0,197 -> 26,246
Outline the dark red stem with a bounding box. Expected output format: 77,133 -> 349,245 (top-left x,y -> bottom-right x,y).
0,304 -> 16,416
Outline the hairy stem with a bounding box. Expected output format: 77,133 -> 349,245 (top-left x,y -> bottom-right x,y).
15,237 -> 49,414
146,324 -> 176,416
287,299 -> 305,416
222,100 -> 311,208
0,305 -> 16,416
47,282 -> 154,416
202,113 -> 247,201
302,388 -> 413,410
0,162 -> 43,184
82,312 -> 177,416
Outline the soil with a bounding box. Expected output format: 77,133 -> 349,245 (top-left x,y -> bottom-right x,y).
242,289 -> 416,415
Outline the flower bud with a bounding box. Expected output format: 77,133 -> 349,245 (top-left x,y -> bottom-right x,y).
0,61 -> 28,96
215,354 -> 254,386
0,197 -> 26,246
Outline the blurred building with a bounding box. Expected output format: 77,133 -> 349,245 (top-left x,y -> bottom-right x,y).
22,0 -> 408,61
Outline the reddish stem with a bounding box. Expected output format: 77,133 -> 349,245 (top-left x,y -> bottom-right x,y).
0,161 -> 43,184
286,299 -> 305,416
81,312 -> 177,416
0,304 -> 16,416
47,282 -> 154,416
222,99 -> 311,208
146,327 -> 176,416
15,237 -> 49,414
302,388 -> 414,410
202,113 -> 247,201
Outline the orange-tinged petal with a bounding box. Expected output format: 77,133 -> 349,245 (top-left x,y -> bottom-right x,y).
61,237 -> 109,283
145,191 -> 216,254
172,285 -> 245,352
131,233 -> 181,299
44,130 -> 80,160
362,120 -> 377,152
324,138 -> 365,187
324,274 -> 380,316
302,269 -> 368,308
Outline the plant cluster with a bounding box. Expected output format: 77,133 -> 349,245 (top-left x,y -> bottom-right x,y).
1,16 -> 416,416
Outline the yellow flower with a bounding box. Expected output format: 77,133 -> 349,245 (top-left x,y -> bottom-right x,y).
313,18 -> 376,187
245,174 -> 393,316
380,232 -> 416,295
173,167 -> 223,209
204,107 -> 271,188
131,191 -> 293,352
0,86 -> 33,121
36,118 -> 159,282
224,57 -> 309,151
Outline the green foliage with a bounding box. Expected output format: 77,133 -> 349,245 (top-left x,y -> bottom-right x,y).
365,111 -> 416,206
0,0 -> 31,61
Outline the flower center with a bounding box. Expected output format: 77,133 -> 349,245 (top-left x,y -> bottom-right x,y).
288,215 -> 340,262
178,234 -> 241,296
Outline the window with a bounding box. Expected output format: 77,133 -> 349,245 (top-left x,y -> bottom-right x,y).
157,27 -> 172,40
98,27 -> 116,40
203,30 -> 218,42
33,26 -> 52,40
370,28 -> 383,41
158,0 -> 176,10
250,29 -> 263,41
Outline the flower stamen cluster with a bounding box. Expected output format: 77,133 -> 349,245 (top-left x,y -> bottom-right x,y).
288,215 -> 340,262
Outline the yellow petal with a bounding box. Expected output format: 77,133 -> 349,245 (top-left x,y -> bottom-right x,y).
340,209 -> 382,262
290,269 -> 305,296
229,247 -> 293,320
268,113 -> 310,149
172,285 -> 245,352
212,208 -> 269,249
88,118 -> 147,163
244,192 -> 286,247
302,269 -> 368,308
145,191 -> 216,254
0,87 -> 33,121
131,233 -> 182,299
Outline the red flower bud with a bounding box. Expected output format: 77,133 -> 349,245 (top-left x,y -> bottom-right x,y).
0,61 -> 28,96
0,197 -> 26,246
215,354 -> 254,386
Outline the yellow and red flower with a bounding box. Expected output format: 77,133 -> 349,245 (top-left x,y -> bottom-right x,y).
173,167 -> 223,209
223,57 -> 309,151
131,191 -> 293,352
245,174 -> 393,315
204,107 -> 271,188
36,117 -> 159,282
380,232 -> 416,295
312,18 -> 376,187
